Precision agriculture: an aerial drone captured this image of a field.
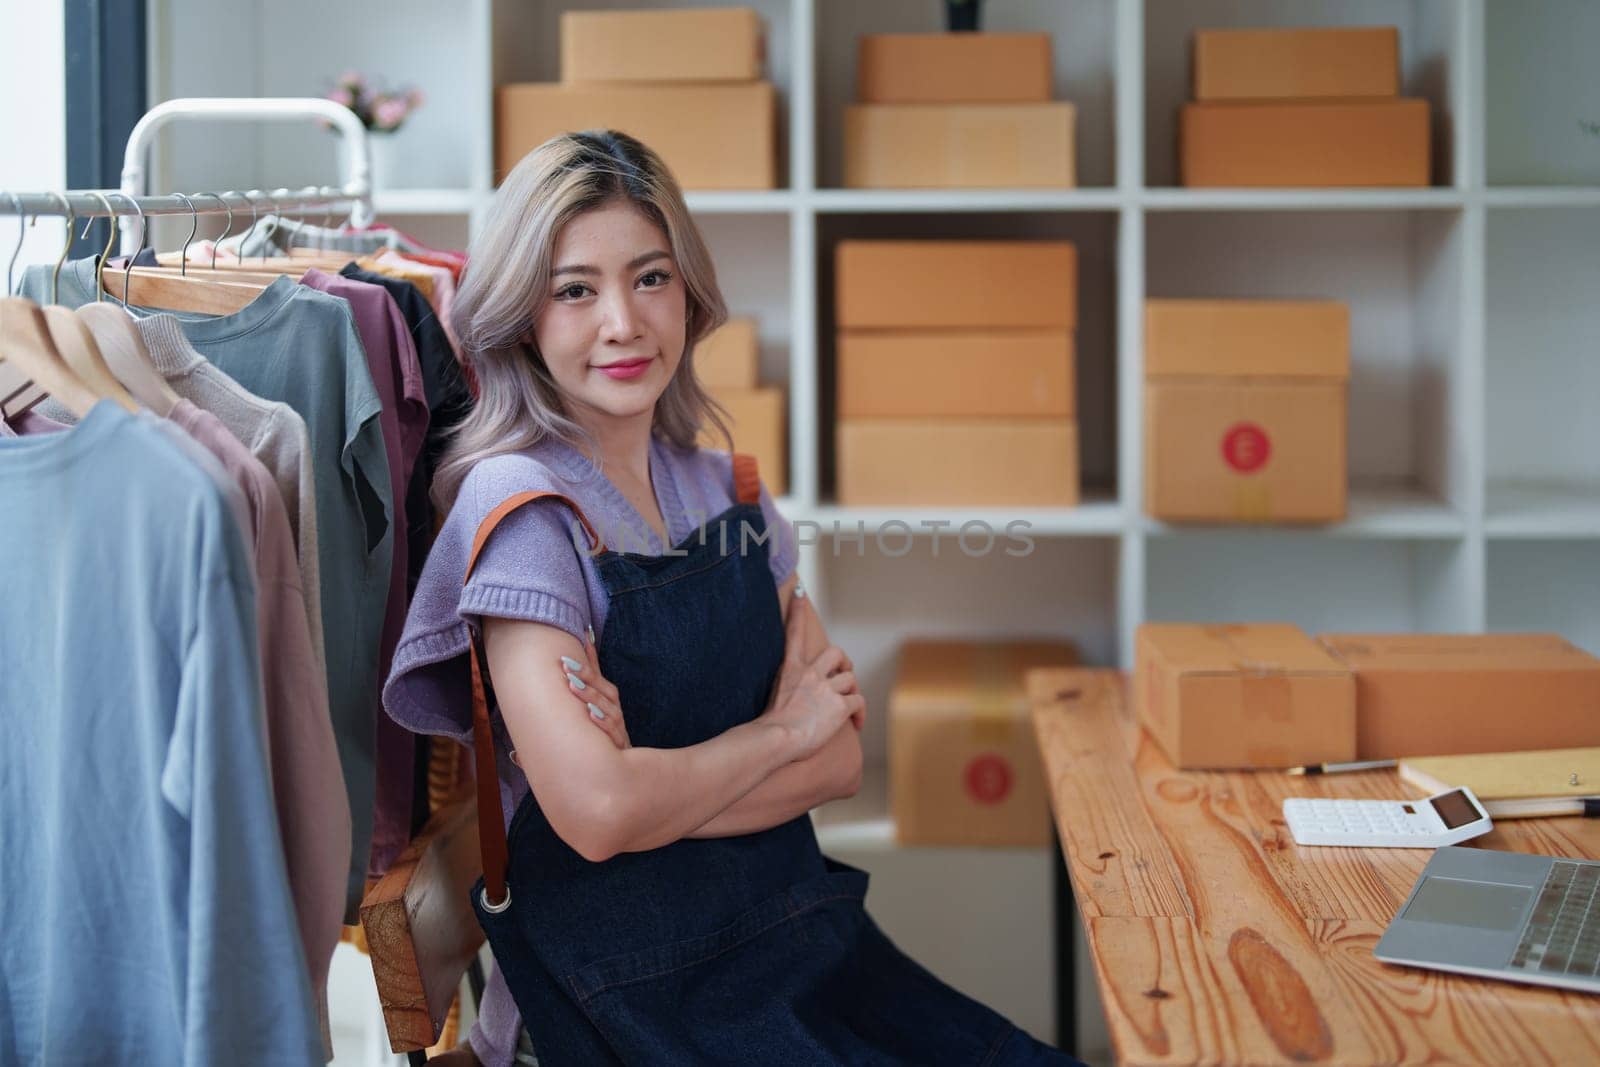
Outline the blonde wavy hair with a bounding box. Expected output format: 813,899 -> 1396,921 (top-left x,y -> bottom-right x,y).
432,130 -> 733,512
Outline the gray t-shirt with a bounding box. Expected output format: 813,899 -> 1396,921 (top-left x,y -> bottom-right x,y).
21,263 -> 393,918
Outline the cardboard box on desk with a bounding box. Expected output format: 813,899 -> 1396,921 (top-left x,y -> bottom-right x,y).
496,82 -> 776,189
844,103 -> 1076,189
1193,27 -> 1400,101
1181,99 -> 1430,187
1144,299 -> 1349,524
561,8 -> 764,83
858,32 -> 1052,104
1317,633 -> 1600,759
1135,623 -> 1357,769
837,419 -> 1077,507
696,317 -> 759,390
891,639 -> 1078,847
836,240 -> 1076,330
837,330 -> 1074,418
698,386 -> 787,496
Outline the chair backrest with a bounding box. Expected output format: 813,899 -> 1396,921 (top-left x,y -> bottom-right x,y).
360,785 -> 486,1053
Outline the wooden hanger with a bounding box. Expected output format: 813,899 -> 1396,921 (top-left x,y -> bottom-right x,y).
0,350 -> 46,419
76,302 -> 181,417
0,297 -> 99,419
41,306 -> 139,412
101,268 -> 263,315
139,262 -> 289,285
69,191 -> 264,318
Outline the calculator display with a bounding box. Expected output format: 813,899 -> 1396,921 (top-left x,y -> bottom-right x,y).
1429,789 -> 1481,829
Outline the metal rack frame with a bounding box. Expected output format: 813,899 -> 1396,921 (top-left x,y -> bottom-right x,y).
1,97 -> 375,248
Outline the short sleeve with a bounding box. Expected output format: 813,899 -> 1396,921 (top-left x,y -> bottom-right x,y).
757,478 -> 798,586
460,496 -> 595,646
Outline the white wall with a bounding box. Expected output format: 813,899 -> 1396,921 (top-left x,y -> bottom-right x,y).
0,0 -> 68,278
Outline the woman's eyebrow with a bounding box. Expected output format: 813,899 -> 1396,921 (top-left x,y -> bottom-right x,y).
552,250 -> 672,278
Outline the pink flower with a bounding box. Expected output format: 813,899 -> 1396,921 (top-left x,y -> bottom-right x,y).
326,86 -> 354,109
374,97 -> 409,131
339,70 -> 366,90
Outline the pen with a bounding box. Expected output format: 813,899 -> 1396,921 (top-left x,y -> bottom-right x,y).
1287,759 -> 1398,776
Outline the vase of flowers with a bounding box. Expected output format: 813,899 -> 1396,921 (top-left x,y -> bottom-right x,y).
325,72 -> 425,190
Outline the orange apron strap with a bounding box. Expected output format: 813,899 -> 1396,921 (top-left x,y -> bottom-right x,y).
467,490 -> 604,581
464,490 -> 603,909
731,452 -> 761,507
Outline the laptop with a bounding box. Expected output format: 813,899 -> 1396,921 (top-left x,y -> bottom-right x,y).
1376,846 -> 1600,992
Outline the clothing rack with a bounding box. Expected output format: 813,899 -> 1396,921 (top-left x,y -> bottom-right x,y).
0,97 -> 375,246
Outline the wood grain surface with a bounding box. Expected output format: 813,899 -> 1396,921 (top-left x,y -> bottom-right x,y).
1028,668 -> 1600,1066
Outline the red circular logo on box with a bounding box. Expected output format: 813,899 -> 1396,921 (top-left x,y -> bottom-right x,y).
964,754 -> 1014,805
1221,423 -> 1272,473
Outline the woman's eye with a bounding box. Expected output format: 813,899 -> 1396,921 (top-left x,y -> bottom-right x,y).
638,269 -> 672,289
556,283 -> 590,300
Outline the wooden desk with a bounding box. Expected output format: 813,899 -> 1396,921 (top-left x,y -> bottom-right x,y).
1028,668 -> 1600,1066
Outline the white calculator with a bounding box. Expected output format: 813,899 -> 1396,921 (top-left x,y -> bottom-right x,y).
1282,788 -> 1493,848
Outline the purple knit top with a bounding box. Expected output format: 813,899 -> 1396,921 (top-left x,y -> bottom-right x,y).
383,429 -> 796,767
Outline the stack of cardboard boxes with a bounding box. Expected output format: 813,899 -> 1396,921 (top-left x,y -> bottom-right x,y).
1135,623 -> 1600,769
1180,26 -> 1430,187
694,317 -> 787,495
844,32 -> 1075,188
835,239 -> 1079,506
1144,298 -> 1350,524
496,8 -> 776,188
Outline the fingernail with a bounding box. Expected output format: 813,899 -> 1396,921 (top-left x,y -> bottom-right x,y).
566,672 -> 587,690
586,624 -> 597,645
794,581 -> 807,600
587,702 -> 606,722
560,655 -> 583,672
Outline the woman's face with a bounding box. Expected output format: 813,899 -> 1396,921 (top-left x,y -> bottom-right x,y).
533,200 -> 687,423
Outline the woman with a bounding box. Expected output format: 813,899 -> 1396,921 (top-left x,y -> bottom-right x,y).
385,130 -> 1078,1066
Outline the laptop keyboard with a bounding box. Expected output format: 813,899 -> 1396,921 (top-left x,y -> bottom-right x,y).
1509,860 -> 1600,977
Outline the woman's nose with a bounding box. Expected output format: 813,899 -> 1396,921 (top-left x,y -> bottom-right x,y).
598,290 -> 643,342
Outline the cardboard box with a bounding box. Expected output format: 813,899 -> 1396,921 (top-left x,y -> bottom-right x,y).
496,82 -> 776,189
837,330 -> 1074,418
1135,623 -> 1357,769
1144,299 -> 1350,380
1144,380 -> 1347,523
561,8 -> 763,83
699,386 -> 786,496
844,103 -> 1076,189
857,32 -> 1052,104
836,241 -> 1076,330
1317,634 -> 1600,759
1181,99 -> 1430,187
1144,299 -> 1349,524
696,317 -> 759,389
1193,27 -> 1400,101
891,639 -> 1078,846
836,419 -> 1077,506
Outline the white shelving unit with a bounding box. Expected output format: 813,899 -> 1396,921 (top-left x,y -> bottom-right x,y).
143,1 -> 1598,1057
146,0 -> 1600,668
148,0 -> 1600,856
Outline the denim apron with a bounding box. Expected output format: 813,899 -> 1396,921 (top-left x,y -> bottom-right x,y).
463,454 -> 1076,1066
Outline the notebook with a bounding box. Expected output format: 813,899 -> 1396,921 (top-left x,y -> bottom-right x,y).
1400,747 -> 1600,819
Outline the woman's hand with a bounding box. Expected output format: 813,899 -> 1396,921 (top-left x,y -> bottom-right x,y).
508,629 -> 630,769
758,594 -> 865,761
561,629 -> 631,750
